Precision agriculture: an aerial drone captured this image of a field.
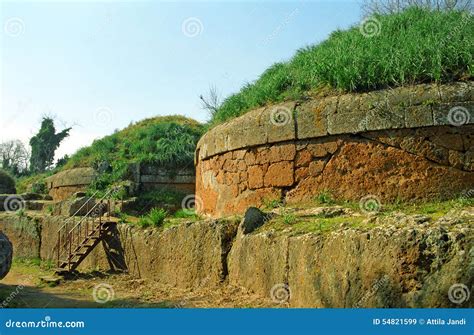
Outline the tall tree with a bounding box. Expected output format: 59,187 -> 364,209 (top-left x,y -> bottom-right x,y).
29,117 -> 71,173
0,140 -> 30,176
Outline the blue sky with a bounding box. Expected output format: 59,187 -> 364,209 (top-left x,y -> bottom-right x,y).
1,0 -> 362,159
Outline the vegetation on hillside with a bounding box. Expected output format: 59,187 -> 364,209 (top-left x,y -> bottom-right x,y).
0,169 -> 16,193
64,115 -> 202,170
62,115 -> 204,192
209,8 -> 473,125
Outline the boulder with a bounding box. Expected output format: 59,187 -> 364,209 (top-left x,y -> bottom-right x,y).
0,232 -> 13,279
240,207 -> 272,234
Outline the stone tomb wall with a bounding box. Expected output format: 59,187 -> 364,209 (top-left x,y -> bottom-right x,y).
195,82 -> 474,217
46,165 -> 195,201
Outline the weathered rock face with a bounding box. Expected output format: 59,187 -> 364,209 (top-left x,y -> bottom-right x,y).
0,232 -> 13,279
45,167 -> 97,201
0,213 -> 238,289
196,82 -> 474,217
0,210 -> 471,307
229,224 -> 472,308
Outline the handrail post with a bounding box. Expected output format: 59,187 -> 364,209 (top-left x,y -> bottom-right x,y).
57,231 -> 60,267
68,232 -> 72,271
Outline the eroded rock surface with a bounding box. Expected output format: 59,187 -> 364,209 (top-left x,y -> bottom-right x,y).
1,207 -> 471,307
0,232 -> 13,279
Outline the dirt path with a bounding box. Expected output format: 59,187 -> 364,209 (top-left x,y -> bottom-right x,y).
0,262 -> 276,308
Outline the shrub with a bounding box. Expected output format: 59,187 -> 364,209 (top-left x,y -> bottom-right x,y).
211,8 -> 473,126
137,208 -> 168,228
31,182 -> 47,194
0,169 -> 16,194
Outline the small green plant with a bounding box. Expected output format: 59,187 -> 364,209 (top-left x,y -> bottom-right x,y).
282,212 -> 297,225
137,208 -> 168,228
148,208 -> 167,226
314,190 -> 334,205
46,204 -> 54,214
16,209 -> 25,218
263,198 -> 283,209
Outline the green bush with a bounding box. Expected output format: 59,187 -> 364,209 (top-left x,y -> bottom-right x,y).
136,188 -> 186,211
0,169 -> 16,194
137,208 -> 167,228
211,8 -> 473,125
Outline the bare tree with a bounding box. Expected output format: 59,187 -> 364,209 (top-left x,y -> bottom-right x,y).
362,0 -> 473,15
200,86 -> 222,119
0,140 -> 30,175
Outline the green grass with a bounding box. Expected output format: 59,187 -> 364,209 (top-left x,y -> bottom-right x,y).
210,8 -> 473,125
314,190 -> 336,205
263,198 -> 284,209
137,208 -> 168,228
60,115 -> 204,193
255,196 -> 473,236
173,209 -> 199,219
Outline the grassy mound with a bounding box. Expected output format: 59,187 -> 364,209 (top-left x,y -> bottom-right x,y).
62,115 -> 204,192
64,115 -> 203,170
211,8 -> 473,125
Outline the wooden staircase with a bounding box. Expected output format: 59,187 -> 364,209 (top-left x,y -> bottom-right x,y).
55,189 -> 117,272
